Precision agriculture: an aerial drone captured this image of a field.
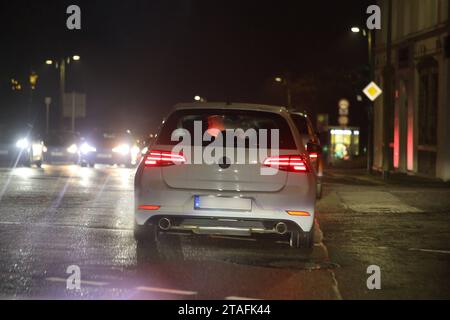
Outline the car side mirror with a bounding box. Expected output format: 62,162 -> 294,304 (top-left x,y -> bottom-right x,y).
307,141 -> 321,154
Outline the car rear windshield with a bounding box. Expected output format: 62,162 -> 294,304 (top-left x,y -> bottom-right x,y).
156,109 -> 297,149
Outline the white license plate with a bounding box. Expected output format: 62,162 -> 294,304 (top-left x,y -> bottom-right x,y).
97,153 -> 112,159
0,150 -> 8,155
51,152 -> 64,156
194,195 -> 252,211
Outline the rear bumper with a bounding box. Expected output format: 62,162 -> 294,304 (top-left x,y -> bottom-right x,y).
135,194 -> 315,234
135,190 -> 315,234
137,214 -> 305,236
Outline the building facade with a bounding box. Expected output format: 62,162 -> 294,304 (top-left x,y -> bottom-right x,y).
374,0 -> 450,181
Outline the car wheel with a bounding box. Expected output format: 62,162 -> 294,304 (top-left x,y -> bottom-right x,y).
289,225 -> 315,255
89,162 -> 95,168
35,160 -> 42,168
80,162 -> 87,167
316,181 -> 323,199
134,222 -> 157,244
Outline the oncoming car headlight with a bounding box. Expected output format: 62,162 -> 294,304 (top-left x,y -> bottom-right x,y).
80,143 -> 96,155
16,138 -> 29,149
67,144 -> 78,154
112,144 -> 130,155
131,145 -> 140,156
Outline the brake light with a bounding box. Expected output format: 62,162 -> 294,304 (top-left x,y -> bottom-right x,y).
263,155 -> 309,172
309,152 -> 318,160
144,150 -> 186,167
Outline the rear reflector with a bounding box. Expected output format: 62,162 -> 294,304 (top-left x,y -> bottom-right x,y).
287,210 -> 310,216
263,155 -> 309,172
138,205 -> 161,211
144,150 -> 186,167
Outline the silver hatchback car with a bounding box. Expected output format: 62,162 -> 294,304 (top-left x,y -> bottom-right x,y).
134,103 -> 317,253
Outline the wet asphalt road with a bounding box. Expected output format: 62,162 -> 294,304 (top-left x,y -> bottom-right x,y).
0,165 -> 449,299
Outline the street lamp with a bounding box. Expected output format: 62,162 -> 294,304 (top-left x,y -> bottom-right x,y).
351,26 -> 374,174
45,55 -> 81,130
273,76 -> 292,110
194,95 -> 206,102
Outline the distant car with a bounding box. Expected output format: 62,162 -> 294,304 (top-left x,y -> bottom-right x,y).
43,131 -> 81,164
289,111 -> 323,199
80,131 -> 140,167
0,124 -> 44,168
134,103 -> 317,254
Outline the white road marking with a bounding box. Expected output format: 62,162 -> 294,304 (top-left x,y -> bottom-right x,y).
409,248 -> 450,255
225,296 -> 261,300
136,286 -> 197,296
46,277 -> 108,286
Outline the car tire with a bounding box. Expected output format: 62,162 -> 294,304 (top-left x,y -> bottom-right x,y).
134,222 -> 160,262
134,222 -> 157,244
36,160 -> 42,168
89,162 -> 95,168
316,181 -> 323,199
80,162 -> 87,168
289,225 -> 315,255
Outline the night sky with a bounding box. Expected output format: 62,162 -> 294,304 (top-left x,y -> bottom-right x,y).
0,0 -> 372,137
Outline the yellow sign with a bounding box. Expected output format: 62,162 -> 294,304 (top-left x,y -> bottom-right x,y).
363,82 -> 383,101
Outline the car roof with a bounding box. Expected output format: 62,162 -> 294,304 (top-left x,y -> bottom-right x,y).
289,111 -> 309,118
173,102 -> 288,114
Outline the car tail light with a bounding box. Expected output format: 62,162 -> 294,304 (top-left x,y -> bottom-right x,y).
287,210 -> 310,216
144,150 -> 186,167
138,205 -> 161,211
263,155 -> 309,172
308,152 -> 318,160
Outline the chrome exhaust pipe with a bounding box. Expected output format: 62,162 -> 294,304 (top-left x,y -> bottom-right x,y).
158,218 -> 171,231
275,222 -> 288,235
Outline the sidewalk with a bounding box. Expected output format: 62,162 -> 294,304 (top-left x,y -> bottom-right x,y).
326,167 -> 450,188
317,166 -> 450,299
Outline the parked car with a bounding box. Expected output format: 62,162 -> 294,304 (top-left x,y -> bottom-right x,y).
289,111 -> 323,199
134,103 -> 317,254
0,123 -> 44,168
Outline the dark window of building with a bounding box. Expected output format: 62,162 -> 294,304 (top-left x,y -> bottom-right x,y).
417,57 -> 438,146
398,47 -> 410,69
